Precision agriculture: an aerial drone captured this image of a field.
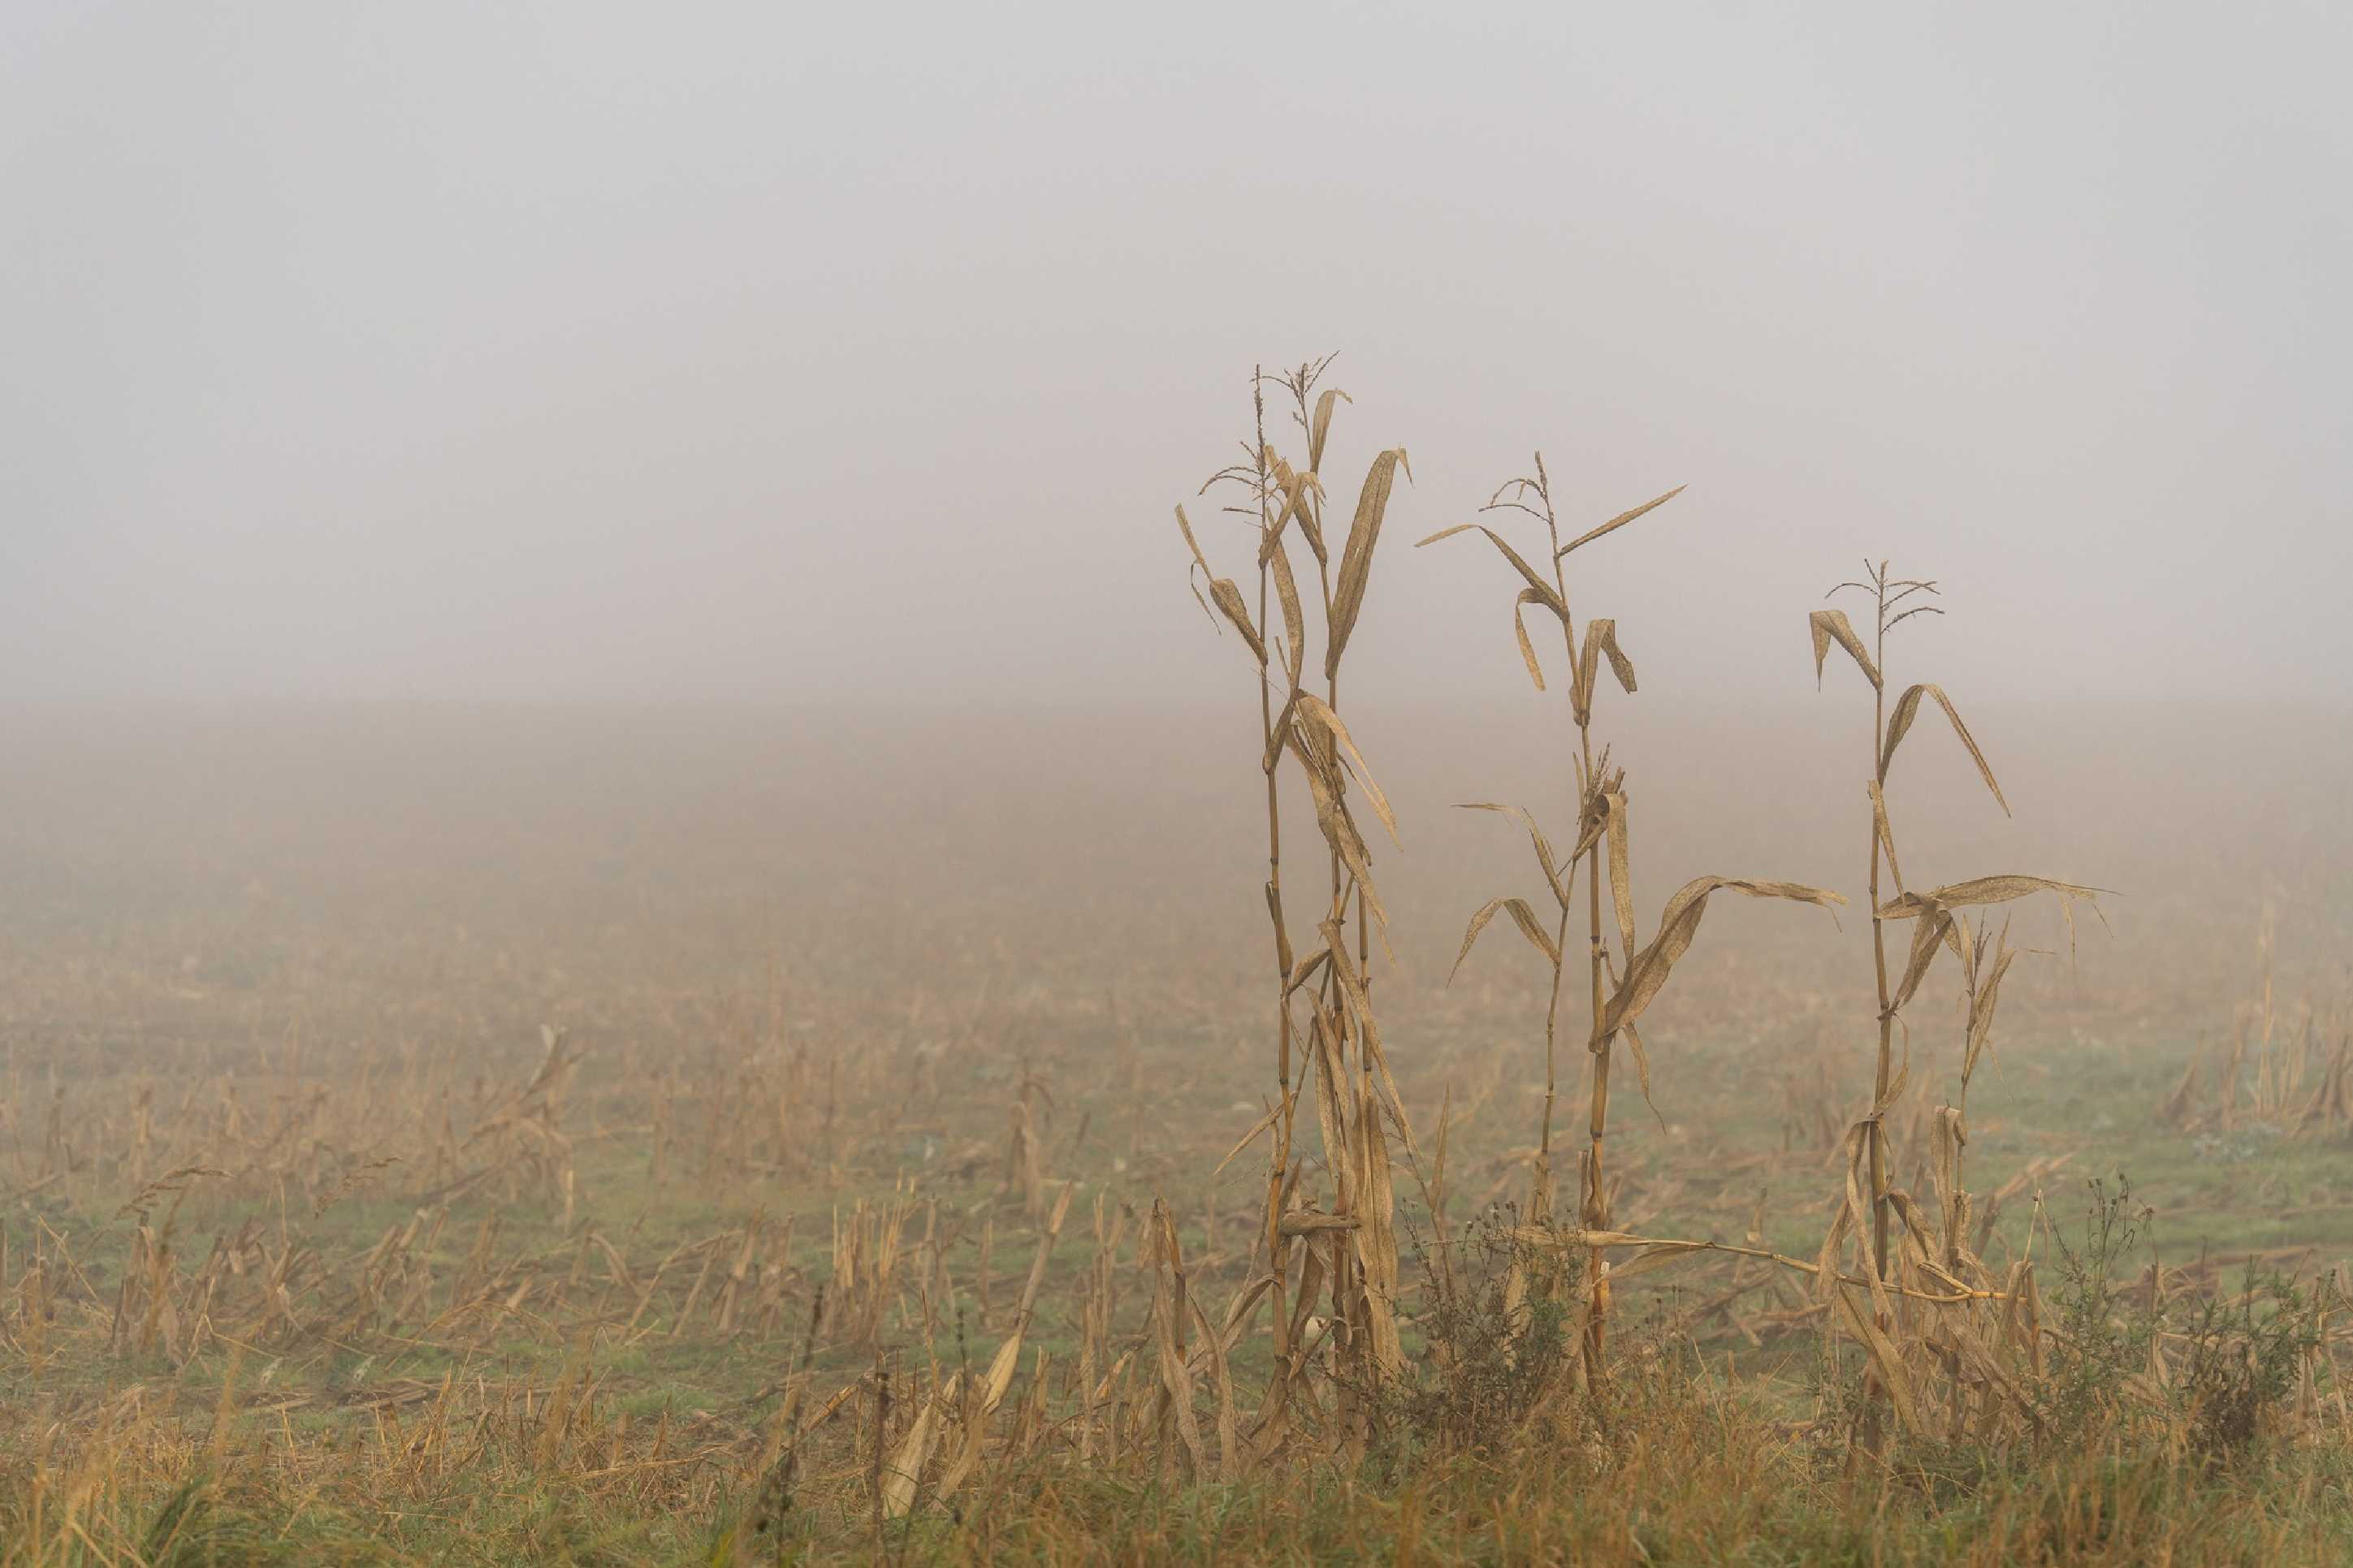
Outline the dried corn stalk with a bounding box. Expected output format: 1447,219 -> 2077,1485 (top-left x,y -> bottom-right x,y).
1171,357 -> 1417,1454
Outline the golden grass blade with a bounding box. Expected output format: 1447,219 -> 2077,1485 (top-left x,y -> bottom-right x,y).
1556,486 -> 1686,558
1808,609 -> 1881,690
1325,447 -> 1410,680
1882,683 -> 2009,814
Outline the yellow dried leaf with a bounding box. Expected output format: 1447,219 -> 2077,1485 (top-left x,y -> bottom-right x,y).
1882,683 -> 2009,814
1556,486 -> 1686,558
1808,608 -> 1881,690
1326,448 -> 1410,680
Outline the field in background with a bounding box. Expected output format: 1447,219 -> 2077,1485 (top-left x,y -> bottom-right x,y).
0,703 -> 2347,1562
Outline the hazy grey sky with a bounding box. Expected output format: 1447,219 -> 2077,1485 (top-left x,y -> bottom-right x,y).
6,2 -> 2347,706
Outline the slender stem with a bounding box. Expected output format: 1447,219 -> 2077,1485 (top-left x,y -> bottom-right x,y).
1579,725 -> 1611,1369
1867,567 -> 1893,1290
1860,564 -> 1893,1456
1532,460 -> 1578,1216
1538,902 -> 1574,1195
1248,370 -> 1294,1369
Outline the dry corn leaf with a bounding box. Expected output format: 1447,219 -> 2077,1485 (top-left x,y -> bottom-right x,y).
1213,1100 -> 1283,1177
1269,539 -> 1307,686
1572,620 -> 1637,726
1414,523 -> 1568,622
1602,877 -> 1846,1041
1308,387 -> 1350,478
1830,1282 -> 1925,1436
1282,728 -> 1388,939
1449,896 -> 1554,981
1456,801 -> 1569,908
1601,948 -> 1665,1130
1963,942 -> 2020,1086
1174,506 -> 1266,666
1187,1294 -> 1241,1480
1877,876 -> 2101,922
1355,1094 -> 1406,1376
1262,460 -> 1326,568
1266,882 -> 1294,976
1882,683 -> 2009,814
1513,590 -> 1551,691
1321,923 -> 1421,1160
1326,448 -> 1410,680
1603,792 -> 1636,962
1808,609 -> 1881,691
1557,486 -> 1686,558
1294,693 -> 1399,849
880,1384 -> 946,1518
1867,780 -> 1904,892
1504,898 -> 1562,965
1890,908 -> 1956,1013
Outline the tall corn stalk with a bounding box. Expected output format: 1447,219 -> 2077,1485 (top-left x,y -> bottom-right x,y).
1807,559 -> 2102,1446
1174,358 -> 1417,1457
1425,464 -> 1844,1375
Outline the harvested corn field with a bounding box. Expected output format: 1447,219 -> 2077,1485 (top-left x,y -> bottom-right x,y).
10,4 -> 2351,1561
0,686 -> 2347,1562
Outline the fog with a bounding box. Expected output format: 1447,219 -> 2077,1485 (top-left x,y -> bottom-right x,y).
6,2 -> 2349,709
